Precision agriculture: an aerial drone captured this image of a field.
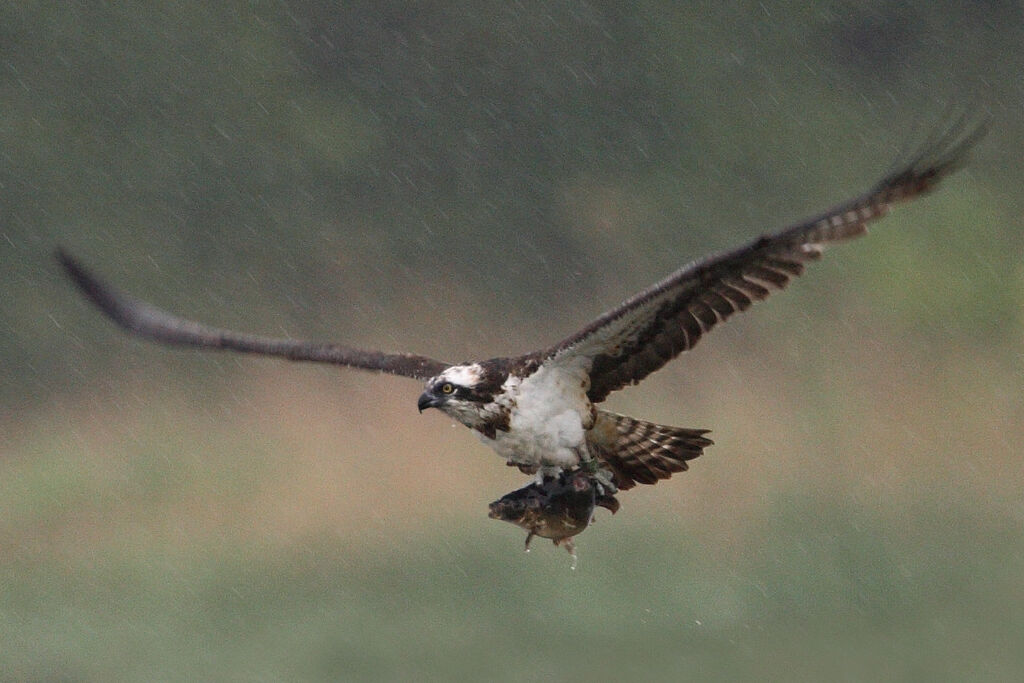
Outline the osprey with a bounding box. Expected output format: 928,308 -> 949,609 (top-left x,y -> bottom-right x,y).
58,118 -> 983,507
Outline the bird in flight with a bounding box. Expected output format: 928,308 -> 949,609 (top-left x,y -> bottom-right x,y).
59,117 -> 984,553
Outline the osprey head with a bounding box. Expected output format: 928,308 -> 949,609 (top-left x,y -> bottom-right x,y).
418,363 -> 498,427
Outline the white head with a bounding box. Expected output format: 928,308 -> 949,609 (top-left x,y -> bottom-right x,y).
417,362 -> 498,428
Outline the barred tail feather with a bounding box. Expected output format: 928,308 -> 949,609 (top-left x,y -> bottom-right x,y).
588,410 -> 713,490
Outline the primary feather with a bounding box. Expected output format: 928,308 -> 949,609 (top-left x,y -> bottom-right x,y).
541,116 -> 987,403
58,116 -> 986,524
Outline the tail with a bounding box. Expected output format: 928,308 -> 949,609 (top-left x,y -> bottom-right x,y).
587,411 -> 713,490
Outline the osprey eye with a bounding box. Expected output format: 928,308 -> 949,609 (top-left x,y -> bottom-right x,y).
441,382 -> 455,394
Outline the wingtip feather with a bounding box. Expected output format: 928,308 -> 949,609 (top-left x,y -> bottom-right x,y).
56,248 -> 137,330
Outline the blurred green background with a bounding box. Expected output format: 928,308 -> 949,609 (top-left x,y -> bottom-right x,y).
2,2 -> 1022,680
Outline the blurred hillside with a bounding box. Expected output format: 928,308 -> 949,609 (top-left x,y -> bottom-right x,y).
2,2 -> 1022,680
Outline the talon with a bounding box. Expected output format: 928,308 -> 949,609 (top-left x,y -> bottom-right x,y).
591,467 -> 618,495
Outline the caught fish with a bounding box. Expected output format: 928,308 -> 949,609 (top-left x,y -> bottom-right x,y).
488,470 -> 619,564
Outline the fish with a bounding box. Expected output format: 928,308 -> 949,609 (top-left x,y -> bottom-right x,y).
488,469 -> 620,565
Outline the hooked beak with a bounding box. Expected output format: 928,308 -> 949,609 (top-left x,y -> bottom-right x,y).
418,391 -> 440,413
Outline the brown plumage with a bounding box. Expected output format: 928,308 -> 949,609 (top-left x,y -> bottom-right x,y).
56,249 -> 449,381
542,115 -> 987,404
587,412 -> 713,490
57,115 -> 986,554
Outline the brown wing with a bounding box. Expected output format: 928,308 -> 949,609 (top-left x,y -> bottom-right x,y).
587,411 -> 713,490
57,250 -> 450,381
542,116 -> 987,403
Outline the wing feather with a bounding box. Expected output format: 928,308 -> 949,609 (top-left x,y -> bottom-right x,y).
57,250 -> 450,381
587,411 -> 713,490
542,116 -> 986,403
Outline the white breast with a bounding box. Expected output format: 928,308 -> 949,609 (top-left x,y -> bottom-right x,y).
484,360 -> 592,469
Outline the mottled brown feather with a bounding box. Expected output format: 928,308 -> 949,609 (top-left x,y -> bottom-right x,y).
588,411 -> 713,490
540,116 -> 986,402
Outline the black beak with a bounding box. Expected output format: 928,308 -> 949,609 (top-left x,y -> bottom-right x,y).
418,391 -> 439,413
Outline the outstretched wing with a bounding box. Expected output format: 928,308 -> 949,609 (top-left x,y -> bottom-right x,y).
543,116 -> 986,403
57,250 -> 450,381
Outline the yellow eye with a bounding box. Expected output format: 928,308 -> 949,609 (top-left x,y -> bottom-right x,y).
441,383 -> 455,394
